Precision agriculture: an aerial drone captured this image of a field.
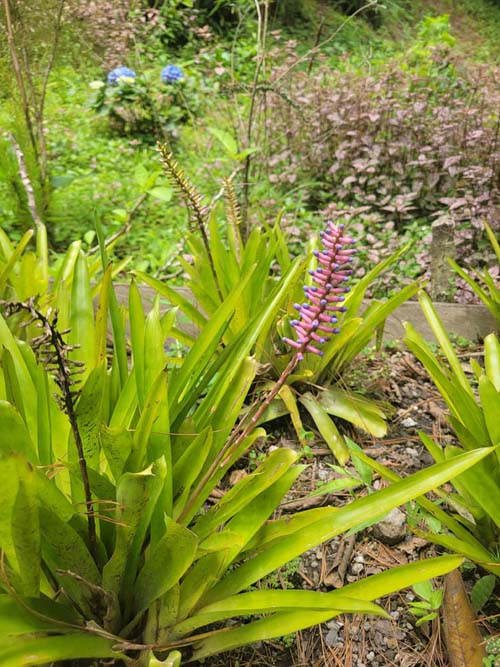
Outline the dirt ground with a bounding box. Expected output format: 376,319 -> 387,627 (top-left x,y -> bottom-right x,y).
192,342 -> 496,667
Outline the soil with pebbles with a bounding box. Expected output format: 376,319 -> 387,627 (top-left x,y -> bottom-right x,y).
190,342 -> 489,667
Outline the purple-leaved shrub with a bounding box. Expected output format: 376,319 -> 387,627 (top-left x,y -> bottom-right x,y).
264,62 -> 499,233
255,52 -> 499,301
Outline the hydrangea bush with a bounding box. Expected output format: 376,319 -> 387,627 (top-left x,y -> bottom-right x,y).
90,64 -> 197,139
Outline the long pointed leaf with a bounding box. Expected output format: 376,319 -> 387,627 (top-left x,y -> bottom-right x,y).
0,633 -> 123,667
191,555 -> 463,659
201,447 -> 493,605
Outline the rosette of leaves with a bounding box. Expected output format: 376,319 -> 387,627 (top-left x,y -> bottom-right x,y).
0,224 -> 492,666
402,291 -> 500,576
0,218 -> 129,337
353,290 -> 500,579
136,152 -> 420,459
270,240 -> 419,460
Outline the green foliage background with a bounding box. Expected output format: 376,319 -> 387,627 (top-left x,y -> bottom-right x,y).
1,0 -> 499,277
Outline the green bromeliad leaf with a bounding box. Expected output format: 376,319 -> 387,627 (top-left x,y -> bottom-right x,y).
317,387 -> 387,437
200,447 -> 493,606
0,633 -> 124,667
190,556 -> 463,660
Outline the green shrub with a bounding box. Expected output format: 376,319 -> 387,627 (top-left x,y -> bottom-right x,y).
90,66 -> 203,140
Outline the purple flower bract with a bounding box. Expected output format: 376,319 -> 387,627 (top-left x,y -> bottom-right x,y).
283,222 -> 355,359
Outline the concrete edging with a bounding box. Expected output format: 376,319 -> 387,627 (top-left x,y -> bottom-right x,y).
113,284 -> 497,343
378,300 -> 497,342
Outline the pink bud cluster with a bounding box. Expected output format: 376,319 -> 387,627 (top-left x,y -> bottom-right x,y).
283,222 -> 355,359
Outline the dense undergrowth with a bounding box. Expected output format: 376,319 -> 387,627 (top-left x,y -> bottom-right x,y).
1,0 -> 499,287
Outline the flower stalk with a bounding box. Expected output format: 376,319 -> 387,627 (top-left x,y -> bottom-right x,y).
178,222 -> 355,523
1,299 -> 98,561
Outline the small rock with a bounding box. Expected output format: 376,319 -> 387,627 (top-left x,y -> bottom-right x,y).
325,627 -> 338,647
420,450 -> 434,466
405,447 -> 419,457
366,652 -> 375,662
373,619 -> 405,640
372,508 -> 407,545
351,562 -> 364,574
401,417 -> 418,428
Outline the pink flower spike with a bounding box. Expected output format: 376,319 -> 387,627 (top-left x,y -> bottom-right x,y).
283,221 -> 355,359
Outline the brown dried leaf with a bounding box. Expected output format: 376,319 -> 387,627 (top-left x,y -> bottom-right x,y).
442,570 -> 487,667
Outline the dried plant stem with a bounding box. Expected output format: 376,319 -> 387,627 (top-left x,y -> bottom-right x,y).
3,0 -> 66,238
1,301 -> 98,561
8,132 -> 42,227
241,0 -> 269,238
45,326 -> 98,561
158,144 -> 222,301
36,0 -> 66,185
61,372 -> 98,561
2,0 -> 38,159
273,0 -> 378,86
307,13 -> 326,75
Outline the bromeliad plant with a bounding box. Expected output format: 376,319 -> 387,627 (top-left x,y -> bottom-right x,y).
272,233 -> 418,459
136,147 -> 420,456
0,222 -> 493,666
0,218 -> 129,342
353,290 -> 500,578
403,291 -> 500,576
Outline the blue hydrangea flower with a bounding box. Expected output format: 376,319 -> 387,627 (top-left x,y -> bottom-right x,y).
107,67 -> 137,85
161,65 -> 183,83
